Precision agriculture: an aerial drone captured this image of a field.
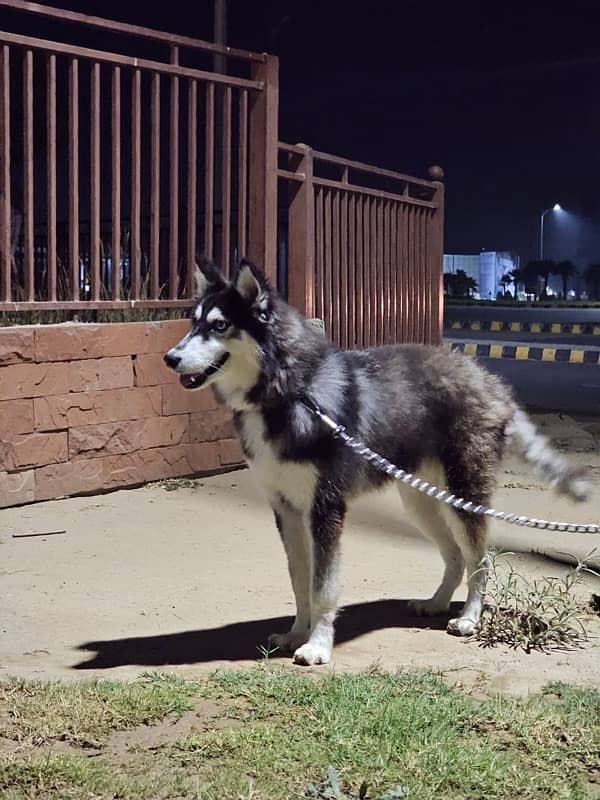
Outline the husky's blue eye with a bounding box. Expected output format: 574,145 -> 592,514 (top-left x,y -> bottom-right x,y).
212,319 -> 229,333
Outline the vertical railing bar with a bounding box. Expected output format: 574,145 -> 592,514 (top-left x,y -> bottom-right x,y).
376,198 -> 384,345
23,49 -> 34,301
425,208 -> 433,344
362,197 -> 370,347
417,207 -> 423,342
68,58 -> 79,301
381,200 -> 388,344
422,208 -> 427,342
332,189 -> 340,345
315,186 -> 324,319
221,85 -> 231,276
204,82 -> 214,260
287,144 -> 314,316
90,61 -> 101,301
111,65 -> 121,301
384,200 -> 391,343
150,71 -> 160,300
391,202 -> 398,343
186,78 -> 198,298
406,205 -> 412,342
247,55 -> 278,282
396,204 -> 403,342
430,171 -> 445,345
369,197 -> 377,345
420,208 -> 425,341
0,45 -> 10,302
383,201 -> 389,343
237,89 -> 248,258
169,45 -> 179,298
408,205 -> 416,342
400,204 -> 407,342
348,193 -> 356,347
355,195 -> 363,348
47,54 -> 57,302
324,189 -> 332,339
340,190 -> 348,349
130,68 -> 141,300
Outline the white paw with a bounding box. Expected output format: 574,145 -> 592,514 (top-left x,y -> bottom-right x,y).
293,642 -> 331,666
268,631 -> 308,654
447,617 -> 478,637
408,597 -> 450,617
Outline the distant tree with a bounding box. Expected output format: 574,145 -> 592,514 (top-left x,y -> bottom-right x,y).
552,260 -> 577,299
443,269 -> 477,298
523,260 -> 556,300
509,268 -> 525,296
584,263 -> 600,300
499,273 -> 514,298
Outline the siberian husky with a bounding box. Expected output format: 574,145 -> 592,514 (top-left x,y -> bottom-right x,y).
164,259 -> 589,666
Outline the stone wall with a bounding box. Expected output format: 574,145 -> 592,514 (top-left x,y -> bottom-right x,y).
0,320 -> 243,507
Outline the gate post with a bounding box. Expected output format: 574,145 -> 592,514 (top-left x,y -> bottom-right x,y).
248,54 -> 278,284
287,144 -> 315,317
428,165 -> 444,345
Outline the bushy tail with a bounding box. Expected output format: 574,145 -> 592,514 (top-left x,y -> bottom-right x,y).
506,408 -> 591,502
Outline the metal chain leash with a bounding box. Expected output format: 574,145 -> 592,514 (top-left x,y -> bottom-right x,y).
299,398 -> 599,535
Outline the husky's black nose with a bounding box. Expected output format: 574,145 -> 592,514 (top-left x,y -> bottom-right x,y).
164,351 -> 181,369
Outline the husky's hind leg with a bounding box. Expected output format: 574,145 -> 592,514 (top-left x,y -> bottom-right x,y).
398,461 -> 465,615
268,498 -> 312,653
446,512 -> 490,636
441,429 -> 499,636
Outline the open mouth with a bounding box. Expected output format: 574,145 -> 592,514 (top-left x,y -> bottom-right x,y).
179,353 -> 230,390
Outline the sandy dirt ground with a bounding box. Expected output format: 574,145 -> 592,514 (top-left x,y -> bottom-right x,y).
2,413 -> 600,696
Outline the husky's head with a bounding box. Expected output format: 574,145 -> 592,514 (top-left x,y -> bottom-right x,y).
164,259 -> 274,394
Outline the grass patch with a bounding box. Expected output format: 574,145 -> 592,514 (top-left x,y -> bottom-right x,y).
0,672 -> 198,747
1,669 -> 599,799
0,754 -> 120,800
476,551 -> 599,653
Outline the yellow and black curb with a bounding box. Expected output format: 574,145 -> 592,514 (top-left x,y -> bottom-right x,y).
448,320 -> 600,335
448,339 -> 600,364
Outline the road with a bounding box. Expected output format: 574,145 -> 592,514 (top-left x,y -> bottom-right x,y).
444,305 -> 600,414
448,329 -> 600,346
445,305 -> 600,324
478,358 -> 600,415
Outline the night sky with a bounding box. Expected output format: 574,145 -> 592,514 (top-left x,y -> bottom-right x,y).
19,1 -> 600,267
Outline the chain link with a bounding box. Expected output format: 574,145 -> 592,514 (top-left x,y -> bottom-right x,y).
300,399 -> 599,535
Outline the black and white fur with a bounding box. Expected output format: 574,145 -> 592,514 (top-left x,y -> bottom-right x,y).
164,259 -> 591,666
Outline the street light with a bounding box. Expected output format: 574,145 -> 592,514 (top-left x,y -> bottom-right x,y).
540,204 -> 562,259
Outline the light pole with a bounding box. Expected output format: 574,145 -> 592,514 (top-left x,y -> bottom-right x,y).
540,204 -> 561,259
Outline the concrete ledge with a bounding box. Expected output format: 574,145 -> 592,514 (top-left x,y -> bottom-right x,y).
447,338 -> 600,364
448,320 -> 600,335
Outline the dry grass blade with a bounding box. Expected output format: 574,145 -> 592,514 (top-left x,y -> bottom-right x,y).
476,549 -> 599,653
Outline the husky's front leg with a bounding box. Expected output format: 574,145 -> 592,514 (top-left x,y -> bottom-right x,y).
268,498 -> 312,654
293,489 -> 344,666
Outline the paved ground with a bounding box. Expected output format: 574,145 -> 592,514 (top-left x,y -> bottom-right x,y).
482,359 -> 600,415
2,414 -> 600,696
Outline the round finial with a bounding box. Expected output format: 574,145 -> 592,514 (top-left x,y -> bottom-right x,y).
428,165 -> 444,181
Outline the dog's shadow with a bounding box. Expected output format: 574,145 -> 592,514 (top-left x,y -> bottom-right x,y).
73,599 -> 463,670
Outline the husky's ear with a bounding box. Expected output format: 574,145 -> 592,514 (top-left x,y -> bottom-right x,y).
193,257 -> 226,297
234,259 -> 269,305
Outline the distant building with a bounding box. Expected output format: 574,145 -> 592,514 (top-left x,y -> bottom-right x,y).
444,251 -> 520,299
443,254 -> 479,284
